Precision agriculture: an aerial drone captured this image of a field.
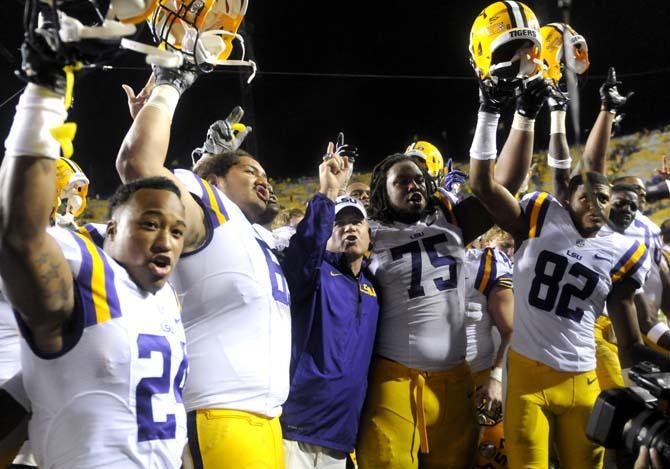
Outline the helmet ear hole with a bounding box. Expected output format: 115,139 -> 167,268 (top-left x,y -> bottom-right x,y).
477,42 -> 483,56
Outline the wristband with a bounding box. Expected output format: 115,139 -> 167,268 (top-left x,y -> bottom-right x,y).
647,322 -> 670,344
550,110 -> 566,134
4,84 -> 67,160
512,112 -> 535,132
548,155 -> 572,169
490,366 -> 503,382
144,84 -> 180,119
469,111 -> 499,161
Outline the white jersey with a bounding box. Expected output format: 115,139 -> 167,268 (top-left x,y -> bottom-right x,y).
172,170 -> 291,417
17,226 -> 187,469
463,248 -> 513,373
601,211 -> 663,312
513,192 -> 650,372
0,278 -> 20,383
368,201 -> 467,371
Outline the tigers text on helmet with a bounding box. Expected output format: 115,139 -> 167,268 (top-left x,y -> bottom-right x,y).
405,141 -> 444,179
53,156 -> 90,227
541,23 -> 590,84
143,0 -> 256,79
469,1 -> 543,85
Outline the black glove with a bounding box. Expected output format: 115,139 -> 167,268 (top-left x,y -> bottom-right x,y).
15,8 -> 71,95
600,67 -> 633,113
152,62 -> 200,96
333,132 -> 358,162
515,76 -> 553,118
547,85 -> 569,112
476,76 -> 517,114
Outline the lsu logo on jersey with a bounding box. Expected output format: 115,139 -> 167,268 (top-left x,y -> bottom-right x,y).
360,283 -> 377,297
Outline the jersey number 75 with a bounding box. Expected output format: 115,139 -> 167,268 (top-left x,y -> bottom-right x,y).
390,233 -> 458,299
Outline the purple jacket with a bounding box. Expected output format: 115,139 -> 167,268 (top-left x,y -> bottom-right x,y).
280,193 -> 379,453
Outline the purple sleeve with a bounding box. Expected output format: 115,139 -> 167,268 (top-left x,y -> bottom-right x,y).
284,193 -> 335,296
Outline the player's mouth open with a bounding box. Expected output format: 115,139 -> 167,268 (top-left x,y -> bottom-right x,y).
149,255 -> 172,277
408,192 -> 423,204
255,185 -> 269,203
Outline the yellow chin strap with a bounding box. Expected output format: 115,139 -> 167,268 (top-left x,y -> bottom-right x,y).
50,62 -> 83,158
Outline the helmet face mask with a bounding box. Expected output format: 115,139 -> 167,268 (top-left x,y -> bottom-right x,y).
149,0 -> 254,74
469,1 -> 544,85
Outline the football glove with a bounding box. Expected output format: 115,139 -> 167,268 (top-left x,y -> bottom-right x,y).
515,75 -> 553,118
600,67 -> 633,113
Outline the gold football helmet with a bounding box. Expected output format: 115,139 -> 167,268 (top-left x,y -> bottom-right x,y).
148,0 -> 256,76
405,141 -> 444,179
541,23 -> 590,83
475,395 -> 507,468
53,157 -> 90,227
469,1 -> 543,83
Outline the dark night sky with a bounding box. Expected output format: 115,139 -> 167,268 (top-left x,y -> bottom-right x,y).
1,0 -> 669,195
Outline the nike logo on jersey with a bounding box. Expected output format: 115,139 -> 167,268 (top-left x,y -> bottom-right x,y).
593,253 -> 612,262
587,377 -> 598,385
330,271 -> 343,277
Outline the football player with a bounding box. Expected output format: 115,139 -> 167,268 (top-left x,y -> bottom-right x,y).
1,70 -> 189,468
117,66 -> 291,468
356,49 -> 551,469
463,238 -> 514,469
547,68 -> 670,361
470,97 -> 653,469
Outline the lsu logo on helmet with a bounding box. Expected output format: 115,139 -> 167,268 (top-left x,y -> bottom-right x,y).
405,141 -> 444,179
541,23 -> 590,83
469,1 -> 544,83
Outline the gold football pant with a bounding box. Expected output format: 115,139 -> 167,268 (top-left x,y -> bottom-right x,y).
356,356 -> 477,469
184,409 -> 285,469
594,316 -> 624,390
505,349 -> 603,469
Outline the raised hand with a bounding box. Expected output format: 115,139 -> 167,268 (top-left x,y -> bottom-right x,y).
600,67 -> 634,113
548,84 -> 569,112
477,76 -> 517,114
320,142 -> 351,198
122,74 -> 156,120
516,75 -> 553,118
443,158 -> 469,193
152,62 -> 200,96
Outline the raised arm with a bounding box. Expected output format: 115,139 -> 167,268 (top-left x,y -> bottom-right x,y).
580,67 -> 632,174
284,145 -> 350,295
0,84 -> 75,353
116,67 -> 207,251
468,78 -> 550,240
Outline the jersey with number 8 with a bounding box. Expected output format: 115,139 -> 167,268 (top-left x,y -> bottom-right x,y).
513,192 -> 651,372
369,207 -> 466,371
18,226 -> 188,469
171,170 -> 291,418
